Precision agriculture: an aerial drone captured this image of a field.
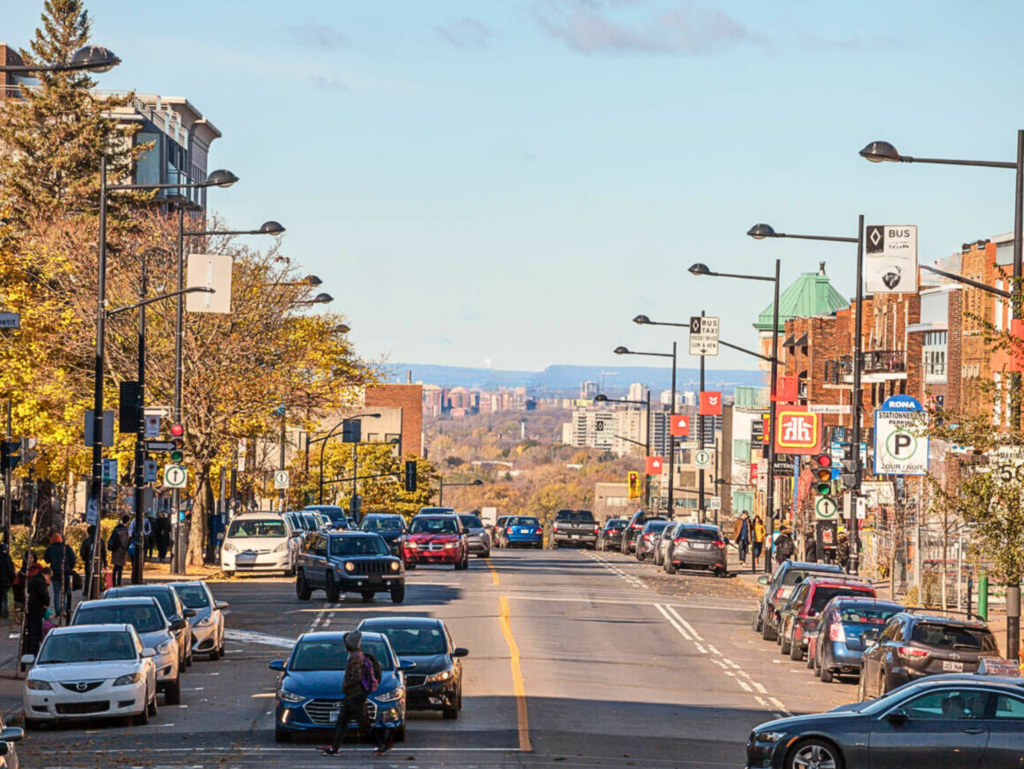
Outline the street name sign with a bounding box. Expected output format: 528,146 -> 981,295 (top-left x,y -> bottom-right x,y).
865,225 -> 918,294
809,404 -> 852,415
874,395 -> 928,475
0,312 -> 21,329
274,470 -> 290,489
689,316 -> 720,356
163,465 -> 187,489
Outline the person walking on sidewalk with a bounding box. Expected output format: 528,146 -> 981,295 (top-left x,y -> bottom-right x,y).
752,516 -> 766,567
80,525 -> 107,599
0,544 -> 14,619
732,511 -> 751,565
25,565 -> 51,657
774,525 -> 795,566
43,534 -> 76,623
109,516 -> 130,587
320,631 -> 390,756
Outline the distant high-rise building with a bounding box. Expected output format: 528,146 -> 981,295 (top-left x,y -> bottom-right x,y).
580,381 -> 599,400
628,382 -> 649,403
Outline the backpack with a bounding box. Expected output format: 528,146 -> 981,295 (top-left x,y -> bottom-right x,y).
108,531 -> 121,553
360,652 -> 381,693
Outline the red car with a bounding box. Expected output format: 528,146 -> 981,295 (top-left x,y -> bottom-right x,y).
403,515 -> 470,570
778,576 -> 875,661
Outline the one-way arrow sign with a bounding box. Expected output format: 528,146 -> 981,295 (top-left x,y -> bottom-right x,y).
689,316 -> 720,356
145,440 -> 176,452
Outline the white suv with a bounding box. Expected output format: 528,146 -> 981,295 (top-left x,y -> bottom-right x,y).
221,512 -> 294,576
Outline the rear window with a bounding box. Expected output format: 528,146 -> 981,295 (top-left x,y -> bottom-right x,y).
837,605 -> 900,624
227,518 -> 286,538
783,569 -> 832,587
75,604 -> 164,634
675,528 -> 720,541
811,587 -> 874,613
911,622 -> 998,652
604,520 -> 626,530
644,521 -> 671,533
556,510 -> 595,522
508,517 -> 539,527
172,584 -> 210,609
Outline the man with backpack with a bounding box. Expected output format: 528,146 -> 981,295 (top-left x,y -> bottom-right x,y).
108,516 -> 130,587
321,631 -> 390,756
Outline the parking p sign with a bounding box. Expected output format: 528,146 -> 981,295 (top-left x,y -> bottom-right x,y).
874,395 -> 928,475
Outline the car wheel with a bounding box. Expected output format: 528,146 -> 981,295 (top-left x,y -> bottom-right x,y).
714,566 -> 727,578
665,560 -> 677,575
780,634 -> 792,656
148,689 -> 158,716
789,640 -> 803,661
806,649 -> 815,669
133,693 -> 151,726
186,649 -> 194,667
786,739 -> 844,769
390,585 -> 405,604
762,621 -> 776,642
164,677 -> 182,706
178,653 -> 186,674
752,611 -> 762,632
636,550 -> 645,561
326,574 -> 341,603
857,669 -> 868,701
361,591 -> 375,602
820,664 -> 833,683
477,552 -> 489,558
275,728 -> 292,743
454,558 -> 463,571
296,571 -> 312,601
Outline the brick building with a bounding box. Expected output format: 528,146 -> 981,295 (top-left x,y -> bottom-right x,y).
364,384 -> 423,457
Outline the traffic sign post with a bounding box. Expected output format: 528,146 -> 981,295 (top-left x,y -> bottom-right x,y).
694,450 -> 712,469
144,414 -> 160,438
143,460 -> 158,484
688,316 -> 720,356
274,470 -> 290,490
163,465 -> 187,489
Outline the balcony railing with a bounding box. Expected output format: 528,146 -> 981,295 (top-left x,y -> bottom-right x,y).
825,350 -> 907,384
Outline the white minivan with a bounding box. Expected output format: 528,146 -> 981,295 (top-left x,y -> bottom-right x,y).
221,512 -> 294,576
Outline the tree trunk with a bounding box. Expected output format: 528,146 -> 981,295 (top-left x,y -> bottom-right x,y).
186,465 -> 211,569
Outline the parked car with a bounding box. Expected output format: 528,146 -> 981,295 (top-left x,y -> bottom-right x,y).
636,519 -> 672,562
501,516 -> 544,548
663,524 -> 727,576
404,514 -> 469,570
71,597 -> 183,704
621,510 -> 663,554
358,616 -> 468,719
598,519 -> 627,552
168,581 -> 229,660
360,514 -> 408,557
492,516 -> 509,548
221,512 -> 294,576
304,504 -> 351,529
296,531 -> 405,603
753,560 -> 844,640
653,522 -> 679,566
104,585 -> 195,669
550,509 -> 599,549
858,610 -> 999,701
812,598 -> 903,683
747,674 -> 1024,769
458,512 -> 492,558
269,631 -> 410,743
777,577 -> 876,660
22,624 -> 157,730
0,714 -> 21,767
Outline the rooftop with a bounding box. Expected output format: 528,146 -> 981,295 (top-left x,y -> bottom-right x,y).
755,262 -> 849,332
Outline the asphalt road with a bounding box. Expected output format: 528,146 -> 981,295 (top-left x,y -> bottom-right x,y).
19,547 -> 857,768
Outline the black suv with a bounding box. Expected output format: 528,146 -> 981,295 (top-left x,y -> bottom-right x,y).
598,519 -> 626,551
621,510 -> 664,554
295,531 -> 405,604
753,560 -> 843,640
858,610 -> 999,700
550,509 -> 599,549
360,514 -> 407,557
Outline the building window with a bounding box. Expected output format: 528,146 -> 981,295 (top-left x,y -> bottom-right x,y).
734,439 -> 751,463
922,331 -> 947,384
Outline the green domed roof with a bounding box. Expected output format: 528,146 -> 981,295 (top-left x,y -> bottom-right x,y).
754,262 -> 848,332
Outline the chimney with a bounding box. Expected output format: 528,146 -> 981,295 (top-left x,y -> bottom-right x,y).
407,370 -> 412,384
818,261 -> 826,276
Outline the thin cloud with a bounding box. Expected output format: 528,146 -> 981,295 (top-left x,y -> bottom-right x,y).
435,17 -> 493,50
290,21 -> 349,50
306,75 -> 350,93
458,305 -> 481,322
429,334 -> 454,345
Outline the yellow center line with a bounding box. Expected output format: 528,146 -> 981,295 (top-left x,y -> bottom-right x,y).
487,558 -> 530,751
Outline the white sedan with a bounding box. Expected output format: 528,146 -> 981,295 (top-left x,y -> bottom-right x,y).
22,624 -> 158,730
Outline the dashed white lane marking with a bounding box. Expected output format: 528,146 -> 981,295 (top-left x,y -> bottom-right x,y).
224,629 -> 296,649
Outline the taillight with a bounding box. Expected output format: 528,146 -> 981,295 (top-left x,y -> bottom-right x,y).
829,624 -> 846,642
898,646 -> 929,659
643,533 -> 650,540
712,540 -> 725,548
506,527 -> 513,534
552,523 -> 559,531
674,537 -> 686,543
592,524 -> 600,533
631,523 -> 642,529
534,528 -> 542,535
775,588 -> 785,600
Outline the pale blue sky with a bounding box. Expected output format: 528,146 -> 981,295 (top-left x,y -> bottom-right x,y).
4,1 -> 1024,372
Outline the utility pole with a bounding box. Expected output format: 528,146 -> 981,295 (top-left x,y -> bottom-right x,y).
131,254 -> 147,585
4,400 -> 11,548
698,313 -> 706,518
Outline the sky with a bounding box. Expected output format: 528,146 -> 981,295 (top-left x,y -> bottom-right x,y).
4,0 -> 1024,373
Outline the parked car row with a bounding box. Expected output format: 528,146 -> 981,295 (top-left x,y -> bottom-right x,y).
597,513 -> 731,579
20,580 -> 228,731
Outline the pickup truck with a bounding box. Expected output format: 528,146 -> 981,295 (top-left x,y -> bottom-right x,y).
550,509 -> 599,549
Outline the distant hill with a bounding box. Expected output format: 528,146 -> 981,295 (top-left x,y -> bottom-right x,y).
385,363 -> 764,395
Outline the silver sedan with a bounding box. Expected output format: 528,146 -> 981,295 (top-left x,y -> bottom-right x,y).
169,581 -> 229,660
458,513 -> 492,558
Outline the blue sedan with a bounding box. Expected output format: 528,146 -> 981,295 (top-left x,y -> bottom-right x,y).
269,631 -> 410,743
503,516 -> 543,548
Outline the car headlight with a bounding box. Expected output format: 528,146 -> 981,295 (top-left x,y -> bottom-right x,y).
279,687 -> 305,703
27,679 -> 51,690
197,615 -> 214,627
757,731 -> 787,743
113,672 -> 142,687
390,561 -> 400,572
406,542 -> 419,549
273,542 -> 287,553
443,542 -> 457,549
223,543 -> 237,553
156,641 -> 173,654
344,561 -> 355,573
426,669 -> 453,683
375,686 -> 405,702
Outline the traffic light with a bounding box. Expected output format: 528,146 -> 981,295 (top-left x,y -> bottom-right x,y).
342,419 -> 361,444
0,441 -> 20,471
813,454 -> 833,496
170,422 -> 185,463
839,443 -> 858,489
404,460 -> 417,492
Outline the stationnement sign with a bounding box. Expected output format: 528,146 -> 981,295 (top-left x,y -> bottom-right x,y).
689,316 -> 720,356
874,395 -> 928,475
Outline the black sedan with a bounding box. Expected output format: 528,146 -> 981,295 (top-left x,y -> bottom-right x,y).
598,519 -> 626,552
357,616 -> 468,720
360,513 -> 407,556
746,675 -> 1024,769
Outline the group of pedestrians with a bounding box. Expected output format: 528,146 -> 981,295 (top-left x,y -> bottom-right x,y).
731,511 -> 768,567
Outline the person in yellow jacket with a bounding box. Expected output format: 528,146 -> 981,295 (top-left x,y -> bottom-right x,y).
752,516 -> 767,566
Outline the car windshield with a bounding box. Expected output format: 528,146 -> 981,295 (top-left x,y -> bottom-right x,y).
75,604 -> 164,633
312,508 -> 348,524
289,515 -> 309,531
644,521 -> 671,534
410,518 -> 459,535
676,528 -> 720,541
362,517 -> 405,532
39,631 -> 136,664
811,587 -> 873,613
172,585 -> 211,609
289,638 -> 393,671
605,520 -> 626,530
838,604 -> 900,624
911,622 -> 998,651
227,519 -> 286,538
330,537 -> 390,556
459,515 -> 483,529
373,626 -> 447,656
556,510 -> 595,522
112,589 -> 177,619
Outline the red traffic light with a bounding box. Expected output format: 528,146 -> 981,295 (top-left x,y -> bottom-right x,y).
170,423 -> 184,437
815,454 -> 832,468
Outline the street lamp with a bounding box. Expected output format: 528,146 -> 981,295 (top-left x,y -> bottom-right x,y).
0,45 -> 120,74
437,478 -> 483,506
294,292 -> 333,306
305,414 -> 381,507
596,392 -> 654,507
614,343 -> 677,516
862,134 -> 1024,661
690,259 -> 781,574
747,219 -> 863,579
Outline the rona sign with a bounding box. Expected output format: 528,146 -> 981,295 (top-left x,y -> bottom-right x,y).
873,395 -> 929,476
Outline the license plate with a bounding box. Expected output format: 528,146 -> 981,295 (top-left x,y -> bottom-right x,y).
370,575 -> 383,584
517,529 -> 528,534
329,710 -> 340,723
943,661 -> 963,672
237,552 -> 257,563
570,534 -> 580,539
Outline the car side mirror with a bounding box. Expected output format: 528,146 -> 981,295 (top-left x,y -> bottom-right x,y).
142,648 -> 156,658
269,660 -> 285,672
215,601 -> 229,610
398,659 -> 417,672
758,576 -> 770,585
171,619 -> 188,631
183,609 -> 197,618
884,707 -> 908,724
452,647 -> 469,658
0,727 -> 23,743
19,654 -> 34,666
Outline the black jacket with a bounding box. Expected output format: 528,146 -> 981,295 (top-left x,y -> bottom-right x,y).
0,552 -> 14,590
342,650 -> 380,697
43,543 -> 76,579
80,537 -> 107,570
27,572 -> 50,616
